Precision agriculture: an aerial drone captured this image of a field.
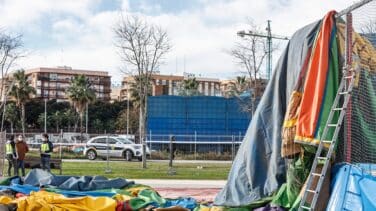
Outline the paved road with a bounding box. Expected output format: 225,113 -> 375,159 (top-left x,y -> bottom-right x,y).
62,159 -> 232,164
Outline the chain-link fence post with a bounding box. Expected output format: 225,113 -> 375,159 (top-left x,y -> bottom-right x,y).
149,130 -> 152,159
231,135 -> 235,162
194,131 -> 197,160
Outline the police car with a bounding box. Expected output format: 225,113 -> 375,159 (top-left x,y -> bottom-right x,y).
83,136 -> 150,161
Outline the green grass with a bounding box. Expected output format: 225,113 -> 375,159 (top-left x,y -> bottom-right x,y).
61,161 -> 231,180
4,161 -> 231,180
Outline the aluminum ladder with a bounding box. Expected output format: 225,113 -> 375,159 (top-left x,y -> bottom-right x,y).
298,69 -> 356,211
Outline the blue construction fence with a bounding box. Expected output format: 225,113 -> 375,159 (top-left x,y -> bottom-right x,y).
147,95 -> 255,142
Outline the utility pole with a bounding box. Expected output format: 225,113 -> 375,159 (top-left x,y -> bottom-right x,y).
237,20 -> 289,80
44,98 -> 47,133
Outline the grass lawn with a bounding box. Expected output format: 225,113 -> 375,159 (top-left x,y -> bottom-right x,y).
3,160 -> 231,180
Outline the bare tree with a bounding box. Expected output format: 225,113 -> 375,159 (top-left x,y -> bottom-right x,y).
0,31 -> 23,131
114,15 -> 171,168
228,22 -> 268,114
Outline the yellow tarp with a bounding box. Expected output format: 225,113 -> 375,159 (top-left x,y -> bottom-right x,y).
0,191 -> 117,211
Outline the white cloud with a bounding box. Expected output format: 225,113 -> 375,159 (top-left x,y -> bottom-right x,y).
2,0 -> 359,83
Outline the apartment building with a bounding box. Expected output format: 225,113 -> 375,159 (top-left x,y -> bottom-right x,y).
220,78 -> 269,98
120,72 -> 221,100
24,67 -> 111,101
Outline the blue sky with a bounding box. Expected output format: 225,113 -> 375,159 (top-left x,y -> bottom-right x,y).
0,0 -> 356,83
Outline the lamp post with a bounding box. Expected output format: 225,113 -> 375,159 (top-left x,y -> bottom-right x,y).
85,102 -> 88,134
44,98 -> 47,133
127,91 -> 130,135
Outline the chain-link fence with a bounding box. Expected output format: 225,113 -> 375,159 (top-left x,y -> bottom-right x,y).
0,130 -> 236,178
335,0 -> 376,171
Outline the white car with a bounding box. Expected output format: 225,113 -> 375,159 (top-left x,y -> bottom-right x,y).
83,136 -> 150,161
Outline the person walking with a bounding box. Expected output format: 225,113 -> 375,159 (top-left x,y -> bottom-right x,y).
15,135 -> 29,177
5,135 -> 18,176
40,133 -> 53,172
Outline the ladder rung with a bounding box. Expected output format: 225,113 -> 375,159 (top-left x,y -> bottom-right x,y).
333,107 -> 345,111
339,91 -> 350,95
328,124 -> 339,127
322,140 -> 332,144
301,206 -> 312,210
306,189 -> 317,194
317,156 -> 328,160
311,173 -> 323,177
344,75 -> 354,79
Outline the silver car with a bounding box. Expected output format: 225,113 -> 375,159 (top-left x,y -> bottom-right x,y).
83,136 -> 150,161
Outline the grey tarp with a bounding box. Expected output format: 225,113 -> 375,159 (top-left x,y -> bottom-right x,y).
24,169 -> 134,191
214,21 -> 321,206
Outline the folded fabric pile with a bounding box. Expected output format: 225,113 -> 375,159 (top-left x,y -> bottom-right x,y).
0,169 -> 233,211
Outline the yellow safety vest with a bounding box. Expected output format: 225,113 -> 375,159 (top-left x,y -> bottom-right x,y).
41,143 -> 50,154
6,143 -> 13,155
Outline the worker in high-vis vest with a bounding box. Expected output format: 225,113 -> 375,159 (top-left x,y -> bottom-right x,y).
5,135 -> 18,176
40,133 -> 53,172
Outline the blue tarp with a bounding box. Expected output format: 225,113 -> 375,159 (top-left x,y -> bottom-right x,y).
24,169 -> 134,191
214,21 -> 321,206
327,163 -> 376,211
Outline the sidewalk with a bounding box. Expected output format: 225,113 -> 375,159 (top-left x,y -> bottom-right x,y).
133,179 -> 226,188
133,179 -> 226,201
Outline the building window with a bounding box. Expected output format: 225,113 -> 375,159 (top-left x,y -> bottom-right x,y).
50,73 -> 58,81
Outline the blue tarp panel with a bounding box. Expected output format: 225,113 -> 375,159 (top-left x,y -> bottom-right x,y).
327,163 -> 376,211
214,21 -> 321,206
147,96 -> 251,136
24,169 -> 134,191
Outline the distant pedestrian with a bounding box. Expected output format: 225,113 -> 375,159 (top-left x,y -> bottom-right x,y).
15,135 -> 29,177
5,135 -> 18,176
40,133 -> 53,172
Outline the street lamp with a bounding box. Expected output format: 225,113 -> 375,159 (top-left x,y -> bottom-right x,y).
44,98 -> 47,133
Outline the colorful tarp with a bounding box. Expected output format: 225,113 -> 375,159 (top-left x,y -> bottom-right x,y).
214,18 -> 321,206
294,11 -> 340,146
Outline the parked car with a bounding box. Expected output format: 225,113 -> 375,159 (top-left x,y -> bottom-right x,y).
83,136 -> 150,161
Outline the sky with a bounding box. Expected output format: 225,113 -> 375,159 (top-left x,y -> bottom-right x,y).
0,0 -> 357,84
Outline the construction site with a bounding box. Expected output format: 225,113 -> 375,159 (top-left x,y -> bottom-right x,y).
0,0 -> 376,210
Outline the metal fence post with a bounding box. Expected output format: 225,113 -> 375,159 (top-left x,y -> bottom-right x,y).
194,131 -> 197,160
59,129 -> 63,160
231,135 -> 235,162
149,130 -> 152,159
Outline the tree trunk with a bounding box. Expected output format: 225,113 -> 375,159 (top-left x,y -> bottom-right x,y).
21,104 -> 25,137
142,92 -> 148,169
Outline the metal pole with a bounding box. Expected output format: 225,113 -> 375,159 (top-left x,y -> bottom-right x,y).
44,99 -> 47,133
194,131 -> 197,160
127,92 -> 130,135
266,20 -> 272,80
105,131 -> 111,173
232,135 -> 234,162
149,130 -> 152,159
85,103 -> 88,134
59,129 -> 63,160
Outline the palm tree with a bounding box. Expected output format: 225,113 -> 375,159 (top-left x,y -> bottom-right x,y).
66,75 -> 96,138
4,103 -> 18,134
179,77 -> 200,96
52,110 -> 64,133
227,76 -> 249,97
9,70 -> 36,136
64,109 -> 78,132
128,74 -> 152,108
